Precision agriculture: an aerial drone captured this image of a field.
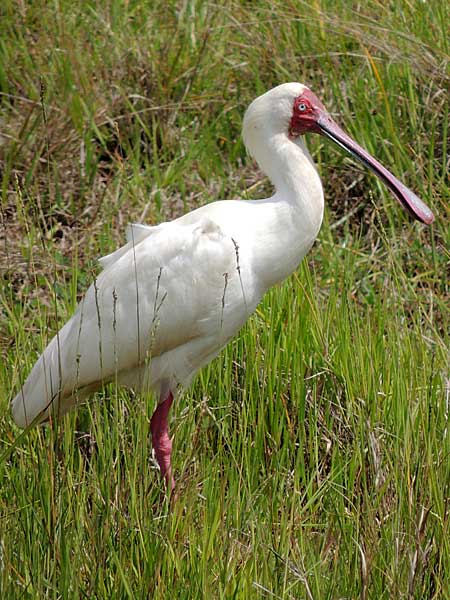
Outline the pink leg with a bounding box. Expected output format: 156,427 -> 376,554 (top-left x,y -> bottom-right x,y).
150,391 -> 175,493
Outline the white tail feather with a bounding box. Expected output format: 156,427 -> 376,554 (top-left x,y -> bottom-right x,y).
11,321 -> 76,428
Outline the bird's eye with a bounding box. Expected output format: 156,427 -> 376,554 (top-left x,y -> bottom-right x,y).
298,102 -> 307,112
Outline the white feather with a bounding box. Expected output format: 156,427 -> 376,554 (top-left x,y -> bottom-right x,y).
11,83 -> 324,427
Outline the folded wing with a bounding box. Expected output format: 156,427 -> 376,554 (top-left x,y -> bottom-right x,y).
11,218 -> 239,427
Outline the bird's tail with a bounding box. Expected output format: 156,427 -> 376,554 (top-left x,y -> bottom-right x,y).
11,326 -> 73,428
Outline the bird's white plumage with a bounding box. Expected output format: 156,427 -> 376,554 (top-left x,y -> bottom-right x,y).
11,83 -> 325,427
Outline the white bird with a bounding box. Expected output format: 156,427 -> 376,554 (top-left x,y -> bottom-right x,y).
11,83 -> 434,492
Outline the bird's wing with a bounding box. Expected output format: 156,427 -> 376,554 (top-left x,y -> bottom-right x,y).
98,223 -> 158,270
12,217 -> 238,426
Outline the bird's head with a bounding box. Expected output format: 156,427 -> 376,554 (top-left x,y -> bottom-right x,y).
243,83 -> 434,225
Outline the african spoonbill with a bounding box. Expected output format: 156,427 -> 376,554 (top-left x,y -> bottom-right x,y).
11,83 -> 434,492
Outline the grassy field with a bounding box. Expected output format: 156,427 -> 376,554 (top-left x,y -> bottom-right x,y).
1,0 -> 449,597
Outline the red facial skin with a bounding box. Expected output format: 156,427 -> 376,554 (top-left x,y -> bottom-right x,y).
289,89 -> 328,137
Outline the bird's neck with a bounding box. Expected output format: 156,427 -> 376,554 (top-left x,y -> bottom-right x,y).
250,134 -> 324,289
256,134 -> 324,219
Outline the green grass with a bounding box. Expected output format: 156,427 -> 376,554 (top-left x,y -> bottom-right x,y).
1,0 -> 449,597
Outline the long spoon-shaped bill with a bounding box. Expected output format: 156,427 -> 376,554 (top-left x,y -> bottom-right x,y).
316,114 -> 434,225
